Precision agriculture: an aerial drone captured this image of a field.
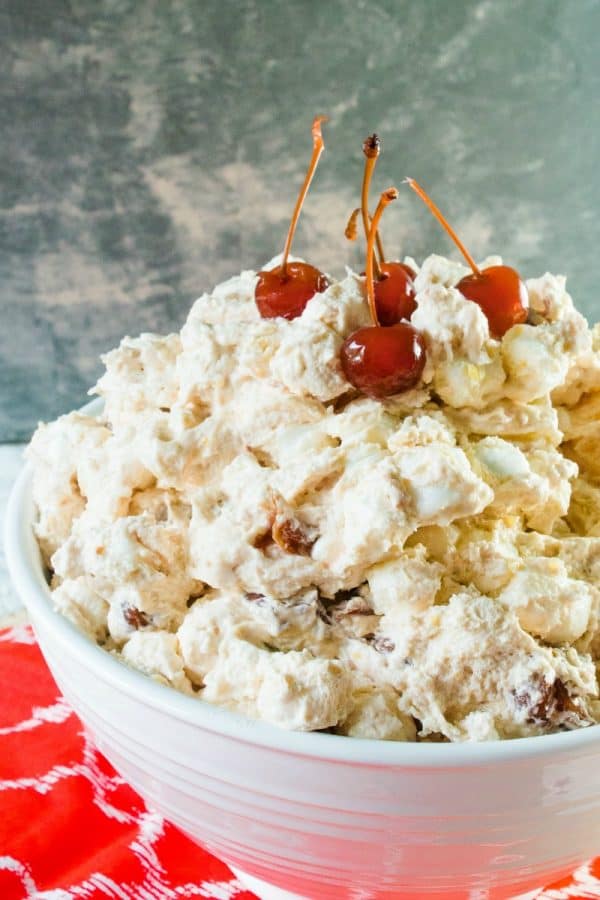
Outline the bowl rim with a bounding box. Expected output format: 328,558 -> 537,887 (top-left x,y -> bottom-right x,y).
6,403 -> 600,767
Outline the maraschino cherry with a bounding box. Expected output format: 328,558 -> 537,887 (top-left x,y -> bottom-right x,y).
255,116 -> 329,320
341,188 -> 427,399
405,178 -> 528,339
350,134 -> 417,326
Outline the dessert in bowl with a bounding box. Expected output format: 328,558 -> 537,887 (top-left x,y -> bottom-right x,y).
6,460 -> 600,900
6,120 -> 600,897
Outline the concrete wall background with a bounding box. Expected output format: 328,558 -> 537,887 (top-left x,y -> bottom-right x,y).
1,0 -> 599,440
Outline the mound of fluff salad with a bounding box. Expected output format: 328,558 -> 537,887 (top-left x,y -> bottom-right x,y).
28,254 -> 600,742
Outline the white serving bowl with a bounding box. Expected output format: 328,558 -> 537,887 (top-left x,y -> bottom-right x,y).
5,457 -> 600,900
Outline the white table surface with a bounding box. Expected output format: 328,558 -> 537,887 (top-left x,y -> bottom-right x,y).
1,444 -> 26,626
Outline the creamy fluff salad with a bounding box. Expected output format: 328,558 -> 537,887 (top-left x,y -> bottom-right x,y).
28,253 -> 600,742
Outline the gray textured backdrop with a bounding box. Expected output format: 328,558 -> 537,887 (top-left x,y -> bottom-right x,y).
1,0 -> 599,441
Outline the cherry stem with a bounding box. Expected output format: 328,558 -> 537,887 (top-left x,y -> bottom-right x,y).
366,188 -> 399,326
345,208 -> 385,263
280,115 -> 327,277
404,178 -> 481,276
374,222 -> 386,266
361,135 -> 383,278
345,207 -> 360,241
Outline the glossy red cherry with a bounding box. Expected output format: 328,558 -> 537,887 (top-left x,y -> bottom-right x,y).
374,261 -> 417,326
349,134 -> 416,326
341,187 -> 427,399
456,265 -> 528,339
405,178 -> 529,338
341,321 -> 426,399
255,262 -> 329,320
256,116 -> 329,320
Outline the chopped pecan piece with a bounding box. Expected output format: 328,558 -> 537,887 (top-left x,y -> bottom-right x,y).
272,517 -> 315,556
123,606 -> 151,629
244,591 -> 268,606
513,676 -> 581,725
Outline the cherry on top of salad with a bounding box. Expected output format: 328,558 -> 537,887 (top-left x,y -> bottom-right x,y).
255,116 -> 330,321
340,187 -> 426,399
345,134 -> 417,327
405,177 -> 528,339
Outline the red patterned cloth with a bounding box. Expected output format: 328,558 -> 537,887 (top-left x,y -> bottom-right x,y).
0,625 -> 599,900
0,624 -> 254,900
